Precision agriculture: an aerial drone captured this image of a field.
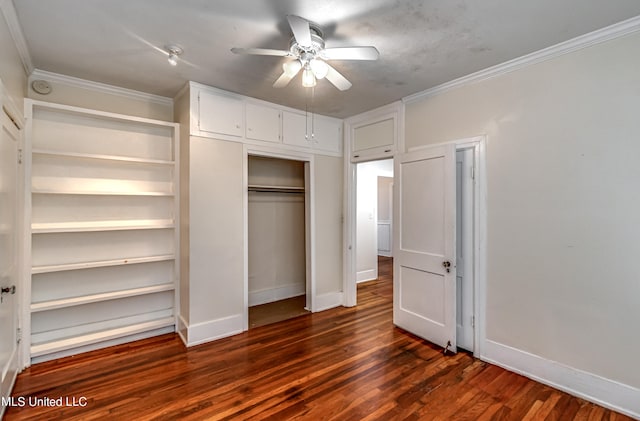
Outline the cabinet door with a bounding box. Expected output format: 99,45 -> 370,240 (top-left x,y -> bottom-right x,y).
198,90 -> 243,137
246,103 -> 281,143
282,111 -> 310,148
312,116 -> 342,154
352,118 -> 394,160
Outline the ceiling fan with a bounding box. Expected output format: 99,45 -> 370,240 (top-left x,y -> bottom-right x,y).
231,15 -> 379,91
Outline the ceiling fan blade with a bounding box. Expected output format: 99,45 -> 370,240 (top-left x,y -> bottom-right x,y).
273,71 -> 296,88
274,60 -> 302,88
231,47 -> 291,57
287,15 -> 312,48
322,47 -> 380,61
325,64 -> 352,91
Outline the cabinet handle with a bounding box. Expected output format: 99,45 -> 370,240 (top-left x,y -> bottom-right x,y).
384,149 -> 392,153
353,154 -> 360,158
236,124 -> 240,129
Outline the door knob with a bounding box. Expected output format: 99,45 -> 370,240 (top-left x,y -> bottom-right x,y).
1,285 -> 15,303
442,261 -> 451,273
1,285 -> 15,294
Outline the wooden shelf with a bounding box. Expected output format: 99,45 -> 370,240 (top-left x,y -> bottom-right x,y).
30,317 -> 175,357
32,219 -> 174,233
32,254 -> 175,274
31,284 -> 175,312
32,149 -> 174,165
31,188 -> 174,197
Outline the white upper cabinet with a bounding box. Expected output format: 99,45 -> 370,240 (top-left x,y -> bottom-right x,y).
190,82 -> 342,156
198,90 -> 243,137
282,111 -> 342,154
312,115 -> 342,154
351,117 -> 395,161
282,111 -> 309,148
246,102 -> 281,143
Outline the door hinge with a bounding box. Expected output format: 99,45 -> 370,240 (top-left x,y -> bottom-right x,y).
470,165 -> 475,180
471,315 -> 475,328
18,148 -> 23,164
16,327 -> 22,344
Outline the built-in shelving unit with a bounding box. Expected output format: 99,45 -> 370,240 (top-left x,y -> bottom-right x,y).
24,99 -> 179,364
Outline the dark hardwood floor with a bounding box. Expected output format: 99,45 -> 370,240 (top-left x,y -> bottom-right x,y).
5,257 -> 631,420
249,295 -> 310,329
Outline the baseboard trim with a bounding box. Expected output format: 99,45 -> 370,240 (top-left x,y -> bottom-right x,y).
357,269 -> 377,283
315,292 -> 344,312
248,284 -> 305,306
179,314 -> 243,347
482,339 -> 640,419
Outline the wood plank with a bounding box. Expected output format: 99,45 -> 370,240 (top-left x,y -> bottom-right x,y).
5,258 -> 634,420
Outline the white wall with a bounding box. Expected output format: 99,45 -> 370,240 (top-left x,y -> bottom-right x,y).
377,176 -> 393,257
405,30 -> 640,400
0,2 -> 27,106
314,155 -> 343,297
356,162 -> 378,282
189,137 -> 244,324
27,72 -> 173,121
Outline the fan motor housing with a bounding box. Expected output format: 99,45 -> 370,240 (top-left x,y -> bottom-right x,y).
289,23 -> 325,55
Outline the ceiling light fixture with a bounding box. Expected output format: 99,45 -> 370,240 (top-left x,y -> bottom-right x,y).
309,58 -> 328,80
301,64 -> 316,88
165,45 -> 183,66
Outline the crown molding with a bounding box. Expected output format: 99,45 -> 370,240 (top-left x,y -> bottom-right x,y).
0,0 -> 34,74
403,15 -> 640,105
30,69 -> 173,107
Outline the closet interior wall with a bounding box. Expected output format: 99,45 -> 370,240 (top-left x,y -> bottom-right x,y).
247,156 -> 306,308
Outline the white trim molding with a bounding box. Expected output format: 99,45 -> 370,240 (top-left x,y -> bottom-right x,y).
29,69 -> 173,107
403,15 -> 640,104
178,314 -> 244,347
248,285 -> 306,307
482,339 -> 640,419
314,292 -> 344,312
0,0 -> 34,74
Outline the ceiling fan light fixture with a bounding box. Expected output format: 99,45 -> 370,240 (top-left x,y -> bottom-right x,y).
302,65 -> 316,88
165,45 -> 183,66
309,58 -> 328,79
283,60 -> 302,77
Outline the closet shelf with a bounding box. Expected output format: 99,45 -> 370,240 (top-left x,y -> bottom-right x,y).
31,284 -> 175,312
32,219 -> 175,233
32,149 -> 174,165
30,317 -> 175,358
31,188 -> 174,197
248,184 -> 305,193
32,254 -> 175,274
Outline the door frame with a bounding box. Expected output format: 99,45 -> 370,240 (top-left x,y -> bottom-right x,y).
343,134 -> 486,358
0,80 -> 25,414
242,144 -> 316,330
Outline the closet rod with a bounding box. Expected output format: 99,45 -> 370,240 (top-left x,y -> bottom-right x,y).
248,187 -> 305,194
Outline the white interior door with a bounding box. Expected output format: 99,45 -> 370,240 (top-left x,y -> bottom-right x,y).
1,103 -> 20,407
393,144 -> 457,351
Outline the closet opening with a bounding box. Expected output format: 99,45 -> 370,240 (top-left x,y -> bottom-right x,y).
247,155 -> 310,328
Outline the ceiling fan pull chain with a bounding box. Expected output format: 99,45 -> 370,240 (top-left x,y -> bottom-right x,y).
305,90 -> 309,141
311,87 -> 315,142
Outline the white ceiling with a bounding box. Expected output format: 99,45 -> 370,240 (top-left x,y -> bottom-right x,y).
13,0 -> 640,118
